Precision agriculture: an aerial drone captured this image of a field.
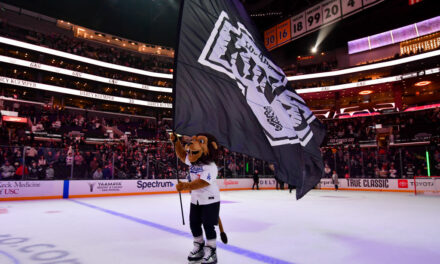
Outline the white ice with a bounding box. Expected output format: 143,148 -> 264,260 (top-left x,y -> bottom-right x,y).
1,190 -> 439,264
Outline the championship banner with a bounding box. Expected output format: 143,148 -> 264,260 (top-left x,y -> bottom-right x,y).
173,0 -> 325,199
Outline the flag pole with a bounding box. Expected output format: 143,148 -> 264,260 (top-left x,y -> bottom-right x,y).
171,0 -> 186,225
168,133 -> 185,225
176,150 -> 185,225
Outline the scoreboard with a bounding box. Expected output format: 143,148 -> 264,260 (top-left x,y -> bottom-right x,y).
264,0 -> 384,51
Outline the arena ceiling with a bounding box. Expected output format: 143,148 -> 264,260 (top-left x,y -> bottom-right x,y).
2,0 -> 438,58
1,0 -> 181,47
0,0 -> 324,48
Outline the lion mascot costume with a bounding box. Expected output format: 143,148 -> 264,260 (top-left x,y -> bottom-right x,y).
170,133 -> 220,264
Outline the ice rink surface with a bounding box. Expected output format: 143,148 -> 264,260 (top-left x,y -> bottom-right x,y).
1,189 -> 440,264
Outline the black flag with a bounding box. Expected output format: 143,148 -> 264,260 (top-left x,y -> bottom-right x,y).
173,0 -> 326,199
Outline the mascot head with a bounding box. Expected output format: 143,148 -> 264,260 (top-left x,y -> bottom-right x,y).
185,133 -> 219,165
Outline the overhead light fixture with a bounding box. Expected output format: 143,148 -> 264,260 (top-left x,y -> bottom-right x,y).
359,90 -> 373,95
0,36 -> 173,79
415,80 -> 431,86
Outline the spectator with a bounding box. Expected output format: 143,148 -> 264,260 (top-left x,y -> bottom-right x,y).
374,166 -> 380,178
26,145 -> 38,163
332,170 -> 339,191
66,152 -> 74,166
141,163 -> 148,179
45,164 -> 55,180
405,163 -> 415,179
45,151 -> 56,165
74,152 -> 84,166
15,162 -> 29,179
379,165 -> 389,178
28,162 -> 40,180
344,165 -> 350,179
324,164 -> 332,178
252,169 -> 259,190
1,161 -> 15,180
102,164 -> 112,180
389,164 -> 397,178
365,163 -> 374,178
89,157 -> 99,173
93,167 -> 103,179
38,155 -> 47,167
74,151 -> 85,178
138,166 -> 146,179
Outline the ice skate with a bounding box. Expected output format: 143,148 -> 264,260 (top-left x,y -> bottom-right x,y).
201,246 -> 217,264
188,241 -> 205,264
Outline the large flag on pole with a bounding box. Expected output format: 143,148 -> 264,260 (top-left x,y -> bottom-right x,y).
173,0 -> 326,199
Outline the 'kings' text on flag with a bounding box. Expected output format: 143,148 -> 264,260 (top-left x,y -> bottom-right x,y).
173,0 -> 326,199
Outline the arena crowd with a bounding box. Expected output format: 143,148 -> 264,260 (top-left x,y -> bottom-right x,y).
0,100 -> 438,181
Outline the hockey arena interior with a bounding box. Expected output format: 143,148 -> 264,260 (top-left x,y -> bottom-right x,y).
0,0 -> 439,263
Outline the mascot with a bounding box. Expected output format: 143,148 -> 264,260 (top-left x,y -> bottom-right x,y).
170,133 -> 220,264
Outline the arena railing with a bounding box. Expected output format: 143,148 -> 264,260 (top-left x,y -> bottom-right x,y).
0,143 -> 434,181
0,144 -> 276,181
2,37 -> 439,98
287,49 -> 440,81
2,34 -> 439,84
0,36 -> 173,79
0,96 -> 159,120
0,75 -> 173,109
0,55 -> 172,93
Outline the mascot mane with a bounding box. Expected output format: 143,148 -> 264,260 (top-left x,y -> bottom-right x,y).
194,133 -> 219,165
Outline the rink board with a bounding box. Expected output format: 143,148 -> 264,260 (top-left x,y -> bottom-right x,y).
318,178 -> 440,193
0,178 -> 276,201
0,181 -> 64,201
3,177 -> 438,201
